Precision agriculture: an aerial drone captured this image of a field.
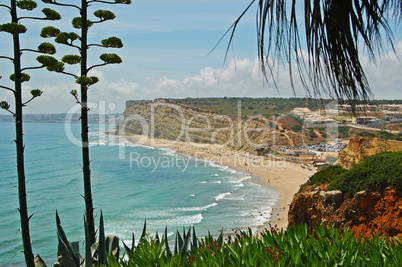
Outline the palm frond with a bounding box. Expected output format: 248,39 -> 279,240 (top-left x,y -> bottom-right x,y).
227,0 -> 400,113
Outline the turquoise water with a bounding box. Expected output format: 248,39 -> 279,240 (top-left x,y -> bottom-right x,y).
0,121 -> 279,266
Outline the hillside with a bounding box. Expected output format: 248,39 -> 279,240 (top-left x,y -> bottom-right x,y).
289,151 -> 402,238
119,99 -> 335,150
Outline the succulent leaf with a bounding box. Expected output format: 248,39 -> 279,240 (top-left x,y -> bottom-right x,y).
61,55 -> 81,65
42,8 -> 61,20
101,36 -> 123,48
17,0 -> 37,10
83,216 -> 92,267
165,226 -> 172,258
99,53 -> 122,64
192,226 -> 198,251
40,26 -> 60,38
0,23 -> 27,35
56,211 -> 81,266
105,235 -> 120,259
139,220 -> 147,245
98,212 -> 106,266
181,227 -> 191,257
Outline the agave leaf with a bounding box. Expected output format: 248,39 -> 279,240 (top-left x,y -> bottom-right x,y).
181,227 -> 191,257
122,240 -> 132,255
208,230 -> 213,243
83,216 -> 92,267
70,242 -> 81,263
192,226 -> 198,251
155,231 -> 160,245
57,235 -> 76,267
164,226 -> 172,258
105,235 -> 120,259
177,230 -> 183,250
98,211 -> 106,266
174,234 -> 178,255
217,228 -> 223,246
122,233 -> 134,254
138,220 -> 146,247
56,211 -> 80,266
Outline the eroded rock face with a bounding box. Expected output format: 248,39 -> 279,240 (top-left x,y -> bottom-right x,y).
338,137 -> 380,169
118,99 -> 282,151
288,186 -> 402,238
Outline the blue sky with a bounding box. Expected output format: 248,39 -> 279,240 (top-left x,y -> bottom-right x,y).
0,0 -> 401,115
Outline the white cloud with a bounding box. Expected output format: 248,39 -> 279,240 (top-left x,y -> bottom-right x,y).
1,44 -> 400,116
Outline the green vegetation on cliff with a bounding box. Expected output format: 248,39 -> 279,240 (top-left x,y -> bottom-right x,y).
328,151 -> 402,195
307,166 -> 347,186
308,152 -> 402,195
170,97 -> 332,117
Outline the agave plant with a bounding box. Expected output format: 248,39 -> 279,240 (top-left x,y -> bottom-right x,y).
54,211 -> 119,267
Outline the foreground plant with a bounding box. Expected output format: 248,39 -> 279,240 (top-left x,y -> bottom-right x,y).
41,0 -> 131,246
227,1 -> 401,112
0,1 -> 60,265
54,215 -> 402,266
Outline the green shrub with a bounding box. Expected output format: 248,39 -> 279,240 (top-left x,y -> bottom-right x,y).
339,127 -> 350,138
377,130 -> 398,140
291,125 -> 303,132
308,165 -> 347,185
360,131 -> 376,137
328,151 -> 402,195
309,129 -> 318,138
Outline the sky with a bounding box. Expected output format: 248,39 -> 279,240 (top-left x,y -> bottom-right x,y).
0,0 -> 401,115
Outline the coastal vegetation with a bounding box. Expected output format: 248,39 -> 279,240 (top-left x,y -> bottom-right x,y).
175,97 -> 333,116
1,1 -> 402,266
57,215 -> 402,266
0,1 -> 61,265
328,151 -> 402,195
307,152 -> 402,195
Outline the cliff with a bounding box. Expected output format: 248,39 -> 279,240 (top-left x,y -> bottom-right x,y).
118,99 -> 288,151
288,186 -> 402,238
289,151 -> 402,238
338,137 -> 381,169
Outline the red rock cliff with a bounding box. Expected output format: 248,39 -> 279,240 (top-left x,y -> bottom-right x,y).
288,186 -> 402,238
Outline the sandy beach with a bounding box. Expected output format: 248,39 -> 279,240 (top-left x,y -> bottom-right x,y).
123,134 -> 316,231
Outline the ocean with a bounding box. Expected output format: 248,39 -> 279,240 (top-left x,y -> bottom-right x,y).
0,121 -> 279,266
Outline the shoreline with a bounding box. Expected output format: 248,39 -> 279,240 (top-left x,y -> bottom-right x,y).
121,133 -> 316,231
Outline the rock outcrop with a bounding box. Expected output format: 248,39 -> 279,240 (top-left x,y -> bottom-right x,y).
338,137 -> 381,169
288,185 -> 402,238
